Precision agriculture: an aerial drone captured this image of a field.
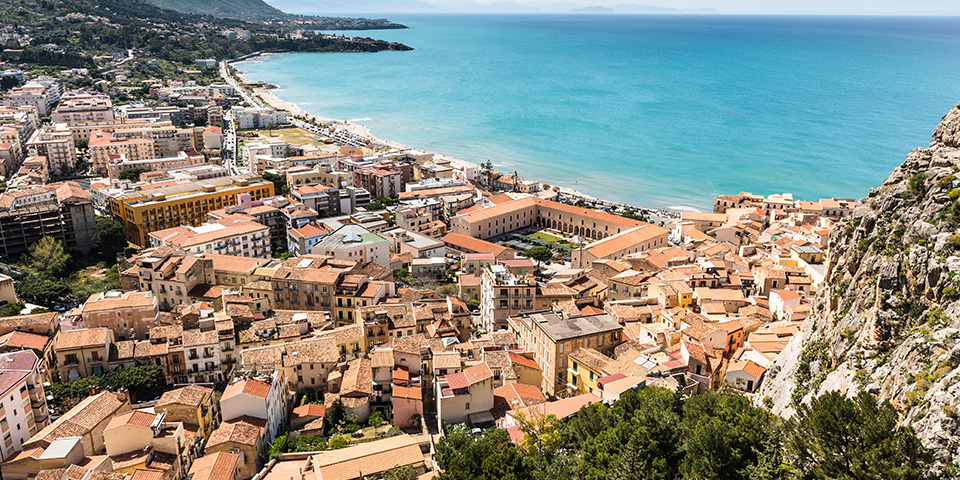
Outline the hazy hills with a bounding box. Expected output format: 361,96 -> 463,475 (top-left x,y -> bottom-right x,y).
265,0 -> 717,15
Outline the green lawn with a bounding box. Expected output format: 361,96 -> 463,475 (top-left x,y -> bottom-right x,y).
527,231 -> 578,249
241,127 -> 320,145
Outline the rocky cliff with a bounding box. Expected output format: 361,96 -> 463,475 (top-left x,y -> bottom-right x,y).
759,101 -> 960,467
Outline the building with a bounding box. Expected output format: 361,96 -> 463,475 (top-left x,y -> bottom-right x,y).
0,350 -> 51,460
54,327 -> 114,381
121,248 -> 270,309
220,373 -> 287,444
102,411 -> 187,480
205,416 -> 265,480
570,225 -> 670,267
233,108 -> 286,129
287,223 -> 328,257
451,196 -> 661,242
148,219 -> 270,259
26,123 -> 76,176
107,150 -> 206,180
436,363 -> 495,426
381,227 -> 445,259
479,264 -> 537,332
155,385 -> 218,441
90,130 -> 156,174
182,328 -> 223,383
188,452 -> 240,480
2,79 -> 60,116
310,224 -> 390,267
441,233 -> 515,261
51,91 -> 114,125
311,434 -> 425,480
0,182 -> 95,260
108,174 -> 274,247
23,390 -> 132,456
508,310 -> 624,397
78,290 -> 159,341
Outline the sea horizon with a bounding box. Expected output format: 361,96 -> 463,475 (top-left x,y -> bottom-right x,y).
239,14 -> 960,210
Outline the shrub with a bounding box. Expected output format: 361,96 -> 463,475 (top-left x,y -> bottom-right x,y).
903,172 -> 927,199
950,189 -> 960,200
343,423 -> 361,433
385,426 -> 403,437
947,234 -> 960,250
328,436 -> 349,449
368,411 -> 385,428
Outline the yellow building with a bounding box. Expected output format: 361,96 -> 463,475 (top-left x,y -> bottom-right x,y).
155,385 -> 218,441
566,347 -> 613,396
109,175 -> 274,246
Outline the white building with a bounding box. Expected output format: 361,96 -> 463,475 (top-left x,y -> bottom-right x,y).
220,373 -> 287,444
233,107 -> 287,129
381,226 -> 445,258
183,329 -> 223,383
148,219 -> 270,258
26,123 -> 76,177
245,139 -> 287,170
0,350 -> 51,460
310,224 -> 390,267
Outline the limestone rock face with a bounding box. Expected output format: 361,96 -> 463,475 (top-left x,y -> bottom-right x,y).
758,100 -> 960,467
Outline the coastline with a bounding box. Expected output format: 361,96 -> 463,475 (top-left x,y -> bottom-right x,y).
231,54 -> 680,218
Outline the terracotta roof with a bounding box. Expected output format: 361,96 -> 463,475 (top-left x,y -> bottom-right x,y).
493,383 -> 546,414
393,385 -> 422,401
509,393 -> 599,421
441,233 -> 511,256
56,327 -> 110,350
222,378 -> 271,400
105,411 -> 159,431
568,348 -> 612,373
340,358 -> 372,396
207,416 -> 264,448
508,352 -> 540,371
157,385 -> 212,408
292,403 -> 326,419
312,435 -> 423,480
28,392 -> 124,447
188,452 -> 240,480
0,330 -> 49,351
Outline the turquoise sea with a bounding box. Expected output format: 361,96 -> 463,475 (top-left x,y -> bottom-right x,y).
239,15 -> 960,210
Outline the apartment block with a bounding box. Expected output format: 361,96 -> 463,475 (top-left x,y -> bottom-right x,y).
0,350 -> 51,460
51,91 -> 114,125
26,123 -> 76,176
2,79 -> 60,116
508,310 -> 623,397
233,107 -> 286,129
148,218 -> 270,258
480,264 -> 537,333
0,183 -> 96,260
78,290 -> 159,341
107,150 -> 206,180
108,174 -> 274,246
54,327 -> 114,381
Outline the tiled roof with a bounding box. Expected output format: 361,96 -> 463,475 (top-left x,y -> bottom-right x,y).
340,358 -> 372,396
207,416 -> 264,447
508,352 -> 540,371
222,378 -> 271,400
188,452 -> 240,480
441,233 -> 511,256
312,435 -> 423,480
28,392 -> 124,447
157,385 -> 212,408
392,385 -> 422,401
292,403 -> 326,419
56,327 -> 110,350
105,411 -> 159,431
568,348 -> 612,373
0,330 -> 49,351
508,393 -> 599,421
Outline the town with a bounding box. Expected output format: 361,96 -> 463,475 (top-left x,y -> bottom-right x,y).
0,1 -> 939,479
0,48 -> 861,479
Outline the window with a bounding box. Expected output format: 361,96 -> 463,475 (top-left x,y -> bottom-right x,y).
465,402 -> 470,410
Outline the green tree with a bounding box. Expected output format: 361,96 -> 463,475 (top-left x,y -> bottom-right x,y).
364,201 -> 385,211
680,392 -> 769,480
92,217 -> 128,260
325,398 -> 345,428
0,302 -> 25,317
382,465 -> 417,480
23,236 -> 70,278
526,246 -> 553,272
328,436 -> 349,449
436,427 -> 532,480
16,278 -> 70,305
118,167 -> 148,181
786,391 -> 934,480
262,172 -> 289,195
268,432 -> 288,459
367,411 -> 385,428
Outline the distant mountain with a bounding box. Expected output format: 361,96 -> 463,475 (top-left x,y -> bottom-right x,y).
142,0 -> 285,20
266,0 -> 716,15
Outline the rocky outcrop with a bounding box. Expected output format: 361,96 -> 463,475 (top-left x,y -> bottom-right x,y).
758,101 -> 960,467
